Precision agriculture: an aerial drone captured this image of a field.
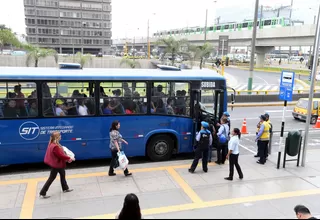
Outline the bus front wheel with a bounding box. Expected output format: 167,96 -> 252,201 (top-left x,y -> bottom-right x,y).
147,135 -> 174,162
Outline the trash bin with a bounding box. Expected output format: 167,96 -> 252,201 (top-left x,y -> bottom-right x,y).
285,131 -> 302,157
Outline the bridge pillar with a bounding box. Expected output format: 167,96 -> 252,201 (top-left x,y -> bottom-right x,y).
255,46 -> 275,68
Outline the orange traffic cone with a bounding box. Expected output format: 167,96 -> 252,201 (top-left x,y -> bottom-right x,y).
241,118 -> 249,134
313,116 -> 320,129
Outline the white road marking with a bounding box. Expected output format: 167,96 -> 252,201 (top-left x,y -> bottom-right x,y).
239,143 -> 256,154
266,110 -> 293,113
253,85 -> 265,91
254,76 -> 269,85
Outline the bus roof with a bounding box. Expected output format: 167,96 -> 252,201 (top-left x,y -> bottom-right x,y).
0,67 -> 225,81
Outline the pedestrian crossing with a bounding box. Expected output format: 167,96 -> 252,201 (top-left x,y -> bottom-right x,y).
231,84 -> 305,92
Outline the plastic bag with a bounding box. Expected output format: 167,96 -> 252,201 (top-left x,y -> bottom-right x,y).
63,146 -> 75,161
117,151 -> 129,170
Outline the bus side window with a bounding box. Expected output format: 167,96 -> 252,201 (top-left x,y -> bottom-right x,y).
172,82 -> 190,117
0,81 -> 38,119
42,81 -> 94,117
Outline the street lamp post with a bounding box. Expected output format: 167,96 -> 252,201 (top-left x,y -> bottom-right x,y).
302,4 -> 320,167
147,13 -> 156,60
248,0 -> 259,94
70,27 -> 75,62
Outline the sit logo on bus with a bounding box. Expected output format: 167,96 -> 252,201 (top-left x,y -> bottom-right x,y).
19,122 -> 40,140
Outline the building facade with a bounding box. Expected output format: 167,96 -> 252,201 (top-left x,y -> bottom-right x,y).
24,0 -> 112,55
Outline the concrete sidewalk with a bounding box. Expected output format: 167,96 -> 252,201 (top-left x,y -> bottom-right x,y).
1,147 -> 320,219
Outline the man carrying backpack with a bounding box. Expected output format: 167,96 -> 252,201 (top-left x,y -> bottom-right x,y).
216,118 -> 230,165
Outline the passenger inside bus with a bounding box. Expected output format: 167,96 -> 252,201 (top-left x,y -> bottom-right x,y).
78,98 -> 89,116
4,93 -> 20,118
29,100 -> 38,117
14,85 -> 25,109
55,99 -> 67,116
166,98 -> 175,115
102,99 -> 113,114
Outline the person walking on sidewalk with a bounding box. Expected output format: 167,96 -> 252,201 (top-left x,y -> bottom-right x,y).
109,120 -> 132,177
225,128 -> 243,181
189,121 -> 212,173
40,132 -> 74,199
256,115 -> 270,165
216,118 -> 230,165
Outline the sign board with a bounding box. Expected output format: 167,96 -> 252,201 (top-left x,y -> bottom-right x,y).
279,71 -> 295,101
218,35 -> 229,56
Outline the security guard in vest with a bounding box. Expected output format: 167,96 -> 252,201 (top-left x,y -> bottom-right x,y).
265,113 -> 273,159
255,115 -> 270,165
189,121 -> 213,173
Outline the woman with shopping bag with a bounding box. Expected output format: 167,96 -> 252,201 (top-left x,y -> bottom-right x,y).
109,120 -> 132,177
40,132 -> 74,199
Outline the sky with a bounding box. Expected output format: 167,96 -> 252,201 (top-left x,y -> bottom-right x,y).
0,0 -> 319,39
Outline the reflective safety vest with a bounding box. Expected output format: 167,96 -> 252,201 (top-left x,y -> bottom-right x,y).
256,122 -> 262,133
266,120 -> 273,133
260,121 -> 270,141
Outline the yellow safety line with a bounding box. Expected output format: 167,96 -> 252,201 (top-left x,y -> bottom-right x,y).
81,188 -> 320,219
19,180 -> 38,219
166,167 -> 203,203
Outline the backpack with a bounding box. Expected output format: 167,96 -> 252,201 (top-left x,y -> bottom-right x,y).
219,124 -> 229,144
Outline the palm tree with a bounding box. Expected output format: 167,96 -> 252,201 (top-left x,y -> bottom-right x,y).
156,37 -> 190,66
120,58 -> 141,68
189,43 -> 214,69
0,28 -> 21,54
24,44 -> 58,67
75,52 -> 93,68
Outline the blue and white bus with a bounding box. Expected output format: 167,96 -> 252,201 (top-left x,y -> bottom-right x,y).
0,67 -> 231,166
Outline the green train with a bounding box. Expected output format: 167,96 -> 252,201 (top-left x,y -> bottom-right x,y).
153,17 -> 292,38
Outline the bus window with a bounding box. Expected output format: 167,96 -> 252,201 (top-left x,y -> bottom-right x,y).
0,82 -> 37,119
172,82 -> 190,116
224,25 -> 229,30
216,26 -> 221,31
152,82 -> 169,115
42,82 -> 95,117
242,23 -> 248,28
100,81 -> 147,115
209,26 -> 214,31
264,20 -> 272,26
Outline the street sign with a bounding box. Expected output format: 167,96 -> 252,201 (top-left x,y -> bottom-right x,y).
279,71 -> 295,101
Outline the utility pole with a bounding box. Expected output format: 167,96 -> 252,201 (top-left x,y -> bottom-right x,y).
289,0 -> 293,20
259,5 -> 263,29
302,4 -> 320,167
204,9 -> 208,42
248,0 -> 259,94
147,19 -> 150,59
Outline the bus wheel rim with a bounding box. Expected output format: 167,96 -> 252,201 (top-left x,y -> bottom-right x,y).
154,141 -> 169,156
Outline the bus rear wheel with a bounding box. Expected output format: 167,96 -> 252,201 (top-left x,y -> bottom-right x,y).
147,135 -> 174,162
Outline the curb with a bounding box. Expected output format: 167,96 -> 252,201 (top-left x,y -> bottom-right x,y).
295,78 -> 310,89
227,102 -> 297,108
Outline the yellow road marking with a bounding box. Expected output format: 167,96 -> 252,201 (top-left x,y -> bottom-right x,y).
82,188 -> 320,219
19,181 -> 37,219
0,162 -> 211,185
166,167 -> 203,203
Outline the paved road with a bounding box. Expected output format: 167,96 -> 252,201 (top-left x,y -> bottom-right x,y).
225,67 -> 305,92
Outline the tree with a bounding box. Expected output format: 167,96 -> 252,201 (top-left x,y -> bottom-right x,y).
156,37 -> 190,66
76,52 -> 93,68
0,28 -> 20,54
24,44 -> 58,67
120,58 -> 141,68
189,43 -> 214,69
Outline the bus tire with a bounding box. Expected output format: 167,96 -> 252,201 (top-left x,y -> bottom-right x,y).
147,135 -> 174,162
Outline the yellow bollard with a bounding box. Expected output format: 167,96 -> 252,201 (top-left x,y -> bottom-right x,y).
221,65 -> 225,77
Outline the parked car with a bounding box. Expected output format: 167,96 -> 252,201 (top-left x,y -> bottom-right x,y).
96,52 -> 103,57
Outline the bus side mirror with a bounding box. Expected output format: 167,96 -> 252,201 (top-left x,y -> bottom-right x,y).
231,94 -> 235,104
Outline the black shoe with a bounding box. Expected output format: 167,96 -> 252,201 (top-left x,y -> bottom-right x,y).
224,177 -> 233,181
203,170 -> 208,173
215,161 -> 221,165
188,169 -> 195,173
39,195 -> 50,199
254,155 -> 259,158
109,173 -> 116,176
63,189 -> 73,193
239,176 -> 244,180
256,161 -> 265,165
125,173 -> 132,177
208,160 -> 212,163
